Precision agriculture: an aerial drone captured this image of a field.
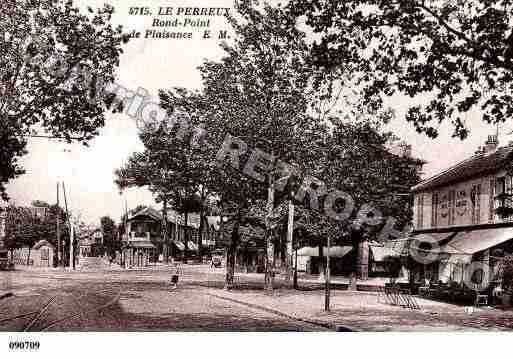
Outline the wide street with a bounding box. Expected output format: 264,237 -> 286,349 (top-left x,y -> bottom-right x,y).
0,264 -> 326,331
4,263 -> 513,332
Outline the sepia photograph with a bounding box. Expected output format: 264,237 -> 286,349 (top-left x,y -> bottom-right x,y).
2,0 -> 513,356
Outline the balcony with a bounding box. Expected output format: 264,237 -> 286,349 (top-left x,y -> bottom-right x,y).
129,232 -> 150,241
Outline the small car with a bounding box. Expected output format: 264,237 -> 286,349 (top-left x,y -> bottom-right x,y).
211,254 -> 223,268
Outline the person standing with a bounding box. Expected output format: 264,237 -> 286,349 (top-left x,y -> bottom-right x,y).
171,263 -> 183,289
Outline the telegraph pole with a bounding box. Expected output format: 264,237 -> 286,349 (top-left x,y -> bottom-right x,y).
325,230 -> 331,312
56,182 -> 61,267
69,222 -> 74,271
324,229 -> 331,312
62,182 -> 73,269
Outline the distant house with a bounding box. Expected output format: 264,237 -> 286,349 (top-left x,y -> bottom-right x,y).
13,240 -> 55,267
120,206 -> 220,267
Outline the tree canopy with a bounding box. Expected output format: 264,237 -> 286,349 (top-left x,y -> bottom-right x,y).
0,0 -> 128,200
288,0 -> 513,139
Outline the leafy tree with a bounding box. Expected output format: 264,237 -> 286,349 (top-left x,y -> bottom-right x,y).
0,0 -> 128,200
4,203 -> 68,265
195,0 -> 318,289
100,216 -> 118,257
114,113 -> 215,262
288,0 -> 513,139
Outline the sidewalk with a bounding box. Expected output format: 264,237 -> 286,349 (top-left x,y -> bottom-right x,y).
206,287 -> 513,331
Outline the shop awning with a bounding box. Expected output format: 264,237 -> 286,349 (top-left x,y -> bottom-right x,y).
440,227 -> 513,257
128,241 -> 156,249
409,232 -> 456,251
370,245 -> 399,261
383,237 -> 413,257
389,232 -> 455,255
297,246 -> 352,258
173,240 -> 185,251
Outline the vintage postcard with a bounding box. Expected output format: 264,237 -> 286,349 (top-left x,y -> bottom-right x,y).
1,0 -> 513,356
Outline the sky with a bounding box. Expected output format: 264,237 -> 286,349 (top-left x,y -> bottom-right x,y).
6,0 -> 513,225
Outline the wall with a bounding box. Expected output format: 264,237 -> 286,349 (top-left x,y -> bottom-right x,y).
13,246 -> 54,267
414,174 -> 497,230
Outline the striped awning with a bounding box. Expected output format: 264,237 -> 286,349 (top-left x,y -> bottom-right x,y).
173,240 -> 185,251
370,245 -> 399,261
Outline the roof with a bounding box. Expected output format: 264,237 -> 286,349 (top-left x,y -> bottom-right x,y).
412,144 -> 513,192
128,206 -> 201,229
129,207 -> 162,222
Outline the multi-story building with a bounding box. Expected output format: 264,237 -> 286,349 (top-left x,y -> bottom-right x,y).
121,206 -> 220,267
408,135 -> 513,286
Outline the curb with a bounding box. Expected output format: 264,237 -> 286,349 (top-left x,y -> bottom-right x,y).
207,292 -> 354,332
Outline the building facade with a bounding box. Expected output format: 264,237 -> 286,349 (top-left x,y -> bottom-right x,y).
407,135 -> 513,289
120,206 -> 220,267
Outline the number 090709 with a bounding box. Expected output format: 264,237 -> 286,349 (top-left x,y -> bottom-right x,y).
9,341 -> 40,350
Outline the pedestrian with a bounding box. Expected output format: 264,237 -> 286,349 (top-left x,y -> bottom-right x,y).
171,263 -> 182,289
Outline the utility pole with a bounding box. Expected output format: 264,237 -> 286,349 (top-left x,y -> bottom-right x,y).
69,222 -> 74,271
56,182 -> 61,267
62,182 -> 73,269
325,230 -> 331,312
285,200 -> 294,284
162,198 -> 169,264
293,247 -> 298,290
264,168 -> 275,292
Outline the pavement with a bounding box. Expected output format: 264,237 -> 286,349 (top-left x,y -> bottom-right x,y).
3,263 -> 513,331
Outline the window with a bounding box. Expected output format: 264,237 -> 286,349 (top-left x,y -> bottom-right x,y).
471,184 -> 481,224
431,192 -> 438,228
449,190 -> 454,224
495,176 -> 513,220
416,194 -> 424,229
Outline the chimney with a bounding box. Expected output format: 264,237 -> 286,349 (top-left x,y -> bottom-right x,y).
484,135 -> 498,153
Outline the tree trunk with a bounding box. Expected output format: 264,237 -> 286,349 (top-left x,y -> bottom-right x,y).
225,222 -> 239,290
162,199 -> 169,264
198,190 -> 206,258
318,242 -> 324,278
26,247 -> 31,266
357,239 -> 369,281
198,211 -> 204,259
264,231 -> 275,292
349,226 -> 361,291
